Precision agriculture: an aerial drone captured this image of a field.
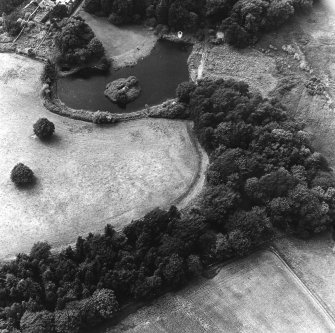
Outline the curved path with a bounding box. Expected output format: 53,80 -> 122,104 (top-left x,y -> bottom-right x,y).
0,53 -> 207,260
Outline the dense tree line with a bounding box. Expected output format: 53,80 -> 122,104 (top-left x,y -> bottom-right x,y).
0,208 -> 231,332
54,16 -> 105,67
1,78 -> 333,332
83,0 -> 315,46
178,78 -> 335,237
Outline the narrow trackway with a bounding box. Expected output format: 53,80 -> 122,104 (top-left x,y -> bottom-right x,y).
270,246 -> 335,327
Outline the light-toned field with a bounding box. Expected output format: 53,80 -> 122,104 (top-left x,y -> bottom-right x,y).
275,234 -> 335,319
200,44 -> 278,97
103,251 -> 335,333
79,10 -> 158,69
288,3 -> 335,168
0,53 -> 203,260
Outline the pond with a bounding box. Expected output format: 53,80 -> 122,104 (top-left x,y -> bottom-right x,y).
58,40 -> 192,113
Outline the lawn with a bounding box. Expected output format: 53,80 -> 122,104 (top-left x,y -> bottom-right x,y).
0,53 -> 203,260
79,10 -> 158,69
103,251 -> 335,333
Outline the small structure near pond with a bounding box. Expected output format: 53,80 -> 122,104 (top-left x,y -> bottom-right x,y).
104,76 -> 141,105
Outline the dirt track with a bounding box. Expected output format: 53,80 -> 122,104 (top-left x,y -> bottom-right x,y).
0,53 -> 206,260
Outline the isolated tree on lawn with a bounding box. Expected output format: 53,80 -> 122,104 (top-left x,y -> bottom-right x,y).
33,118 -> 55,139
11,163 -> 34,186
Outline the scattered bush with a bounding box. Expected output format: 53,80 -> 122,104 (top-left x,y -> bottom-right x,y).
33,118 -> 55,139
10,163 -> 34,186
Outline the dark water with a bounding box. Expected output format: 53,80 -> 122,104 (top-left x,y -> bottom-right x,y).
58,40 -> 191,113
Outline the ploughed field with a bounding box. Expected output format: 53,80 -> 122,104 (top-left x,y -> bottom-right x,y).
101,251 -> 335,333
0,53 -> 201,260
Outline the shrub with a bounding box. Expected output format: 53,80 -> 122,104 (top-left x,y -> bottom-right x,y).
33,118 -> 55,139
92,111 -> 118,124
10,163 -> 34,186
41,60 -> 57,84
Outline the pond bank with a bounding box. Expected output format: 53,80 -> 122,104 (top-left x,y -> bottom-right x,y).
57,40 -> 192,114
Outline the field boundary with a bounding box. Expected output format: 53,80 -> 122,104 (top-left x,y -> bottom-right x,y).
269,246 -> 335,325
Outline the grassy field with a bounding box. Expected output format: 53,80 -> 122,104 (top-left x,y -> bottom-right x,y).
201,44 -> 278,97
275,234 -> 335,319
0,53 -> 203,260
101,251 -> 335,333
79,10 -> 158,69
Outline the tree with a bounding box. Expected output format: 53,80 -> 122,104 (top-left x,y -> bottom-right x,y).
49,4 -> 68,20
156,0 -> 169,24
80,289 -> 119,327
226,207 -> 272,244
20,311 -> 55,333
187,254 -> 203,276
202,184 -> 241,227
33,118 -> 55,139
206,0 -> 233,22
288,184 -> 330,236
87,37 -> 104,59
83,0 -> 101,14
54,17 -> 101,66
245,168 -> 297,203
222,19 -> 251,48
54,309 -> 81,333
30,242 -> 51,261
168,1 -> 191,31
176,81 -> 196,103
228,229 -> 252,256
111,0 -> 134,24
10,163 -> 34,186
266,0 -> 294,28
162,253 -> 186,288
